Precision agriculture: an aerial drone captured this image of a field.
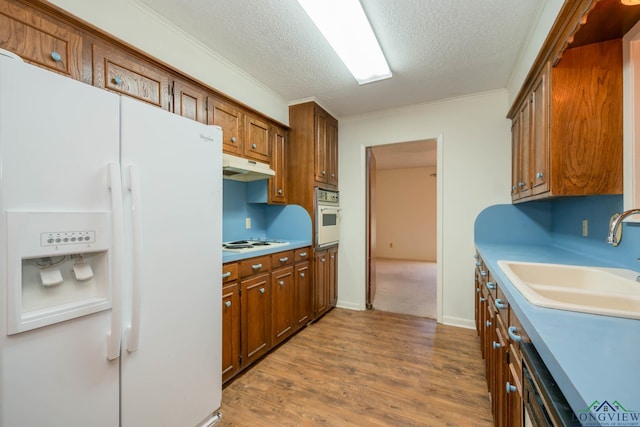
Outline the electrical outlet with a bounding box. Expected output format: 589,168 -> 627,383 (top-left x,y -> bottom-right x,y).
582,219 -> 588,237
245,218 -> 251,229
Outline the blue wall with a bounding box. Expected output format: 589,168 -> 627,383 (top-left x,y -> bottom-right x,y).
222,179 -> 312,242
475,195 -> 640,271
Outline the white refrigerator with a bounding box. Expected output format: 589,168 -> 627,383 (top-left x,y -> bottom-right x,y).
0,53 -> 222,426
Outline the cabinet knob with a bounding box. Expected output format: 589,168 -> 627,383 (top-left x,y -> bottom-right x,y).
278,189 -> 283,194
476,261 -> 481,266
252,143 -> 257,149
252,263 -> 262,270
486,320 -> 492,327
112,76 -> 123,85
259,287 -> 265,294
536,172 -> 544,179
331,173 -> 335,178
322,170 -> 326,176
225,301 -> 231,308
231,136 -> 237,143
479,297 -> 486,302
321,258 -> 325,263
508,326 -> 522,342
50,51 -> 62,62
480,270 -> 487,277
473,254 -> 479,260
300,272 -> 305,277
486,281 -> 496,290
331,255 -> 334,259
476,287 -> 480,293
506,382 -> 517,394
518,181 -> 526,188
512,185 -> 517,191
279,280 -> 284,286
492,341 -> 501,349
222,272 -> 231,279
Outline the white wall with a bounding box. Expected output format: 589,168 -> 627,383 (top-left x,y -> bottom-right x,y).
48,0 -> 289,125
375,167 -> 437,261
338,90 -> 512,327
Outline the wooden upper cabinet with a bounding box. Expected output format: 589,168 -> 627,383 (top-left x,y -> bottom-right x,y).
530,64 -> 549,197
243,113 -> 270,162
326,117 -> 339,187
171,78 -> 207,123
314,107 -> 328,183
92,43 -> 170,110
269,125 -> 288,204
0,1 -> 82,79
209,98 -> 243,154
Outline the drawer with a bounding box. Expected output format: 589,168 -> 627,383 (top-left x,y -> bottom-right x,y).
271,250 -> 293,268
240,255 -> 271,278
0,2 -> 82,79
294,247 -> 310,263
92,43 -> 170,109
222,262 -> 238,284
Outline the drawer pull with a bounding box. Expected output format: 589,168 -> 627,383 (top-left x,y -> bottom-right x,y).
279,257 -> 289,263
113,76 -> 123,85
486,281 -> 496,290
476,287 -> 480,293
299,252 -> 307,257
321,258 -> 325,263
473,254 -> 479,260
225,301 -> 231,308
480,270 -> 487,277
536,172 -> 544,179
508,326 -> 522,342
492,341 -> 501,349
476,261 -> 481,266
222,272 -> 231,279
259,287 -> 265,294
278,189 -> 283,194
479,297 -> 486,302
322,170 -> 326,176
486,320 -> 492,328
50,51 -> 62,62
252,263 -> 262,270
300,272 -> 305,277
495,299 -> 507,310
252,143 -> 257,149
231,136 -> 237,143
331,173 -> 335,177
279,280 -> 284,286
506,382 -> 517,394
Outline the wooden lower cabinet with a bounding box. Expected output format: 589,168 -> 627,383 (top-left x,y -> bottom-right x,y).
475,251 -> 527,427
313,245 -> 338,319
223,247 -> 312,384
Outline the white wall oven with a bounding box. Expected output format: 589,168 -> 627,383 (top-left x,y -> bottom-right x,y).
316,188 -> 340,247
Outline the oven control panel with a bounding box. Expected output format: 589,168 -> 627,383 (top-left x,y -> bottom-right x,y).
317,188 -> 339,205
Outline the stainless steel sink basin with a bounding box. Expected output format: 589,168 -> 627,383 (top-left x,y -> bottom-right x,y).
497,261 -> 640,319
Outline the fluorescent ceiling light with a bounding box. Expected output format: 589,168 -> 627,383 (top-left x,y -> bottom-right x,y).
297,0 -> 392,85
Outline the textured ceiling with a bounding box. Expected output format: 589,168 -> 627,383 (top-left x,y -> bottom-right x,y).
135,0 -> 544,118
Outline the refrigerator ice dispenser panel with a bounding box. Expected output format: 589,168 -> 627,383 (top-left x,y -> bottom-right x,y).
6,211 -> 111,335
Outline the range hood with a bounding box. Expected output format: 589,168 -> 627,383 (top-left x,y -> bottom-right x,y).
222,153 -> 275,182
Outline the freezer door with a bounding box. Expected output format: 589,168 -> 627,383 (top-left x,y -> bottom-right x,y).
0,57 -> 120,425
119,97 -> 222,426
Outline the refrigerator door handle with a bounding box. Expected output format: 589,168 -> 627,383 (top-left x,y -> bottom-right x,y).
106,163 -> 124,360
125,165 -> 142,353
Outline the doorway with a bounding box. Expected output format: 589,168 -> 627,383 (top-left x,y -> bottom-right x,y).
366,140 -> 438,319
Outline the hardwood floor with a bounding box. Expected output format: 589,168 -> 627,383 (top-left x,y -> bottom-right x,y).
220,308 -> 493,426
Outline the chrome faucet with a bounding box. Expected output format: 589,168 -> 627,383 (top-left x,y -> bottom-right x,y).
606,208 -> 640,246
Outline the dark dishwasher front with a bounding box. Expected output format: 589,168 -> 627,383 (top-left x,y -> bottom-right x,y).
521,342 -> 578,427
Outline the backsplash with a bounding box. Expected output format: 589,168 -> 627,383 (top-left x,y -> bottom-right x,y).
223,180 -> 312,242
476,195 -> 640,271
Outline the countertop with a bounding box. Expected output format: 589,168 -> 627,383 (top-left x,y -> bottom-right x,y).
475,242 -> 640,423
222,240 -> 312,263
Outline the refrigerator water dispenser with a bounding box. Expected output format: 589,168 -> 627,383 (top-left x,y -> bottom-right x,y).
6,212 -> 111,335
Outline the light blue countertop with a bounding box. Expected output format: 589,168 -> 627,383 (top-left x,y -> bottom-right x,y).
475,242 -> 640,422
222,240 -> 312,263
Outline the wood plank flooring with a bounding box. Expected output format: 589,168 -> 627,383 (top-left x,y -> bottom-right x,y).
219,308 -> 493,426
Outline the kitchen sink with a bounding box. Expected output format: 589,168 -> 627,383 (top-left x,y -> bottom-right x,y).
497,261 -> 640,319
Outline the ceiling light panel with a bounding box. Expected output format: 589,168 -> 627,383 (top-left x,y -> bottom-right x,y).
297,0 -> 392,84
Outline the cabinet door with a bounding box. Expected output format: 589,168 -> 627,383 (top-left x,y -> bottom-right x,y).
209,98 -> 243,155
517,98 -> 532,199
328,245 -> 338,307
222,283 -> 240,383
171,79 -> 207,123
269,125 -> 288,204
244,114 -> 270,163
314,108 -> 328,184
241,273 -> 271,367
531,63 -> 550,196
507,363 -> 524,427
511,114 -> 521,201
314,249 -> 328,317
0,1 -> 83,79
272,266 -> 294,345
92,43 -> 170,109
294,261 -> 311,329
326,117 -> 339,187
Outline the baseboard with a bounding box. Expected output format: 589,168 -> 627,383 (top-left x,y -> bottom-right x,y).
335,301 -> 364,311
441,315 -> 475,330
